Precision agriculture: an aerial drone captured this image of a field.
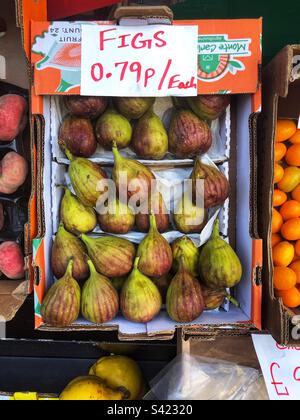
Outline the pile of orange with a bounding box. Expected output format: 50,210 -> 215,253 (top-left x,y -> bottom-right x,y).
273,119 -> 300,309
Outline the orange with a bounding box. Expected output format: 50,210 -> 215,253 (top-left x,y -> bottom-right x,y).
292,184 -> 300,202
281,218 -> 300,241
274,163 -> 285,184
292,254 -> 300,263
275,143 -> 287,162
273,190 -> 287,207
289,129 -> 300,144
272,233 -> 282,248
290,260 -> 300,284
275,287 -> 300,308
273,241 -> 295,267
285,144 -> 300,166
277,166 -> 300,192
280,200 -> 300,221
275,119 -> 297,143
274,267 -> 297,291
295,240 -> 300,257
272,209 -> 283,234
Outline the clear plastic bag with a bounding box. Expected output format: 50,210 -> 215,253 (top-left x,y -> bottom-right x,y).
144,355 -> 269,400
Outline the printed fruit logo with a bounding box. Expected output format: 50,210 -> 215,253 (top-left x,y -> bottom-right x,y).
198,34 -> 252,82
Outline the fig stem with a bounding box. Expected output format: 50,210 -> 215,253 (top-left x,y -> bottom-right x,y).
212,219 -> 220,239
133,257 -> 140,270
226,294 -> 240,308
87,259 -> 97,274
149,213 -> 158,232
66,258 -> 74,277
64,149 -> 74,162
112,142 -> 121,163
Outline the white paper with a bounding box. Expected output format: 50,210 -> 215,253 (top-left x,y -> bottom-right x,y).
81,25 -> 198,97
252,334 -> 300,401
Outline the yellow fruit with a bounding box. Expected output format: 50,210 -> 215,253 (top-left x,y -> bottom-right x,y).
89,356 -> 146,400
60,376 -> 124,401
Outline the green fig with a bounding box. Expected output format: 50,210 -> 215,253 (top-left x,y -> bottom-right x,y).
81,260 -> 119,324
66,150 -> 108,207
95,108 -> 132,150
51,223 -> 89,282
172,236 -> 199,277
199,219 -> 243,288
174,194 -> 207,234
112,143 -> 155,203
81,234 -> 136,278
98,198 -> 135,234
121,257 -> 162,323
131,111 -> 168,160
167,258 -> 204,323
115,97 -> 155,120
60,187 -> 97,235
137,214 -> 173,278
41,259 -> 81,327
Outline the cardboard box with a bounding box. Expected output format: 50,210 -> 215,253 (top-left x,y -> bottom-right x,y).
0,0 -> 37,322
260,45 -> 300,345
21,5 -> 263,340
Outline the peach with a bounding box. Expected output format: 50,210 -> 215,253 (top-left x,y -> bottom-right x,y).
0,94 -> 27,141
0,203 -> 4,231
0,152 -> 28,194
0,242 -> 25,279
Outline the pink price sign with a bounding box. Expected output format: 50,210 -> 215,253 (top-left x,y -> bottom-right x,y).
80,25 -> 198,97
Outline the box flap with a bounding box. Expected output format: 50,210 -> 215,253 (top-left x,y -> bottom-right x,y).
115,6 -> 174,21
0,280 -> 28,322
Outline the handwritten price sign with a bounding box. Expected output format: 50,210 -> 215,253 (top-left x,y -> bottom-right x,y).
80,25 -> 198,97
252,335 -> 300,400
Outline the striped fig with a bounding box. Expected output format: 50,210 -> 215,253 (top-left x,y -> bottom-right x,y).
169,110 -> 212,158
136,191 -> 169,233
201,286 -> 227,310
96,108 -> 132,150
41,259 -> 81,327
121,257 -> 162,323
171,236 -> 199,277
51,223 -> 89,282
199,219 -> 243,288
191,159 -> 230,209
81,260 -> 119,324
137,214 -> 173,278
115,97 -> 155,120
80,234 -> 136,278
98,198 -> 135,234
174,194 -> 207,234
64,96 -> 108,119
66,150 -> 108,207
167,258 -> 204,323
59,116 -> 97,158
187,95 -> 230,121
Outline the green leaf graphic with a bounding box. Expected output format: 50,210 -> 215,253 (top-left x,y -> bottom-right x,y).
229,60 -> 243,69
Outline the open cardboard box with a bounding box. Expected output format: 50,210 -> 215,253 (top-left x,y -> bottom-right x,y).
0,0 -> 38,322
260,45 -> 300,345
20,4 -> 263,340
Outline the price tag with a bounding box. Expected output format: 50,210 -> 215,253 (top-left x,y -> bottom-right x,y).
252,335 -> 300,400
80,25 -> 198,97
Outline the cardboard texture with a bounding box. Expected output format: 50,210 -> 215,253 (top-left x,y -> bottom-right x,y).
260,45 -> 300,345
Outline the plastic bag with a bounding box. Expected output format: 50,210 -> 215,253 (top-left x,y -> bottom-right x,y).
144,354 -> 269,400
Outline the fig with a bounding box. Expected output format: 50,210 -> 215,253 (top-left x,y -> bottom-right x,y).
41,259 -> 81,327
96,109 -> 132,150
187,95 -> 230,121
121,257 -> 162,323
174,195 -> 207,234
81,234 -> 136,278
51,223 -> 89,282
60,187 -> 97,235
199,219 -> 243,288
111,276 -> 127,293
81,259 -> 119,324
166,258 -> 204,323
201,286 -> 227,310
98,198 -> 135,235
171,236 -> 199,277
136,191 -> 169,233
112,143 -> 155,203
131,111 -> 168,160
115,97 -> 155,120
169,110 -> 212,158
152,274 -> 172,304
64,96 -> 108,119
137,214 -> 173,278
191,158 -> 230,208
66,150 -> 108,207
59,116 -> 97,158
